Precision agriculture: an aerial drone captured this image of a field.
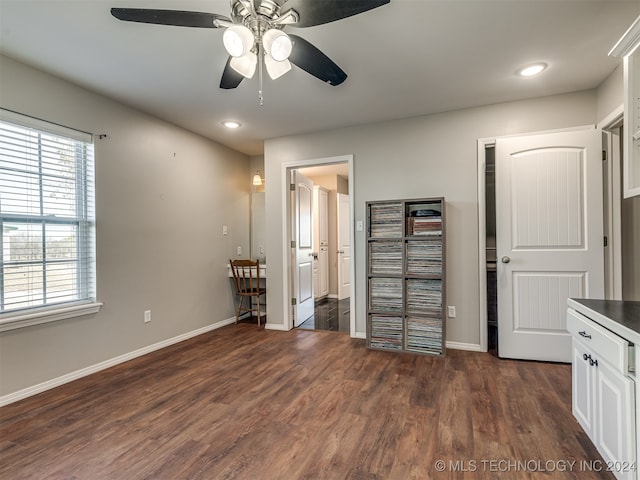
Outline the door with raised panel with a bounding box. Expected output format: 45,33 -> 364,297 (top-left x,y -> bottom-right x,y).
337,193 -> 351,300
313,186 -> 329,298
496,129 -> 604,361
293,171 -> 315,326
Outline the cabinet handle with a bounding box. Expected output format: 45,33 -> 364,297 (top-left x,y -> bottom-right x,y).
582,353 -> 599,367
578,330 -> 592,339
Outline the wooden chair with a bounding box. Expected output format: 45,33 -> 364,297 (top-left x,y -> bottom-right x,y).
229,259 -> 266,326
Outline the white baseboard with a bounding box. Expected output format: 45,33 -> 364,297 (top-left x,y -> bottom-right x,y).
0,316 -> 236,407
446,341 -> 485,352
353,331 -> 366,339
264,322 -> 289,331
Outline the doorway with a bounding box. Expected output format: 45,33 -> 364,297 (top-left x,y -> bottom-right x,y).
478,128 -> 605,361
284,156 -> 355,335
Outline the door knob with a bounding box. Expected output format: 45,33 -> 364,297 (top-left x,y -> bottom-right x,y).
501,256 -> 511,263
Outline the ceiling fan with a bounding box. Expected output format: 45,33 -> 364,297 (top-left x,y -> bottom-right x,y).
111,0 -> 390,101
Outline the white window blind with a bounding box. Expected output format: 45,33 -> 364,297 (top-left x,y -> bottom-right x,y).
0,109 -> 96,314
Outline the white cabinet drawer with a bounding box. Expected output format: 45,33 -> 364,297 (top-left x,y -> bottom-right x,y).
568,308 -> 630,372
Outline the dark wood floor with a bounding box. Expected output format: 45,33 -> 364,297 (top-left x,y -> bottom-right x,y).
298,297 -> 350,333
0,324 -> 611,479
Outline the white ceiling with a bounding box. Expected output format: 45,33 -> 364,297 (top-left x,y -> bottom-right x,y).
0,1 -> 638,156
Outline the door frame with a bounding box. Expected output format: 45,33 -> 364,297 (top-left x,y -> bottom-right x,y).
280,154 -> 356,336
476,124 -> 612,353
598,105 -> 624,300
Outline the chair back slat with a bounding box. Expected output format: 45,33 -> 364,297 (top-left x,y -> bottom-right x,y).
230,259 -> 261,293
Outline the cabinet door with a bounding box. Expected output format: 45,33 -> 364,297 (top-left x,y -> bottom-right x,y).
595,359 -> 636,480
572,340 -> 595,438
610,16 -> 640,198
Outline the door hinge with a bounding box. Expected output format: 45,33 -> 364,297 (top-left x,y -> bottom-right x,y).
604,236 -> 608,247
602,150 -> 607,161
290,183 -> 296,191
291,297 -> 297,306
291,240 -> 296,248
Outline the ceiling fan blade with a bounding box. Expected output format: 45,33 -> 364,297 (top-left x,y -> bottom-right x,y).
220,57 -> 245,89
110,8 -> 230,28
280,0 -> 390,28
288,35 -> 347,86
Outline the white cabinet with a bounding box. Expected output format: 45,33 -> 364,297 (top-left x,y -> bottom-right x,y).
572,338 -> 596,438
610,15 -> 640,198
596,357 -> 636,475
568,306 -> 637,480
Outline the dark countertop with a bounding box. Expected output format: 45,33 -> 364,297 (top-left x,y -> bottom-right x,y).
569,298 -> 640,343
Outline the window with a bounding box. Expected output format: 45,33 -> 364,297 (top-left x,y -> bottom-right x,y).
0,109 -> 96,319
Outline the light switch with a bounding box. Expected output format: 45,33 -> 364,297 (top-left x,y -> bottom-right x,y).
356,221 -> 363,232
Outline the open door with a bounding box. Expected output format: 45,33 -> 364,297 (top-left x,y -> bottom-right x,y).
496,128 -> 604,362
337,193 -> 351,300
293,170 -> 315,326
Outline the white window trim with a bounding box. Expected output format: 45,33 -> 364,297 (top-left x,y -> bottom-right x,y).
0,301 -> 102,332
0,108 -> 97,320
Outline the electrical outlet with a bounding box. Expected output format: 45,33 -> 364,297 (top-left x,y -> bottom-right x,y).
222,225 -> 228,236
237,246 -> 242,255
447,306 -> 456,318
144,310 -> 151,323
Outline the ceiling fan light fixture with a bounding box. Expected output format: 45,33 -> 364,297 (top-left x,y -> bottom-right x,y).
230,51 -> 257,78
263,29 -> 293,62
223,25 -> 254,57
265,55 -> 291,79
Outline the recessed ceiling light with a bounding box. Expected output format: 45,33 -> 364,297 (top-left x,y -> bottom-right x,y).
517,63 -> 547,77
222,120 -> 241,129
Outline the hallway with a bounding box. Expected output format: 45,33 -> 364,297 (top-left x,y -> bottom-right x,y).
298,297 -> 350,333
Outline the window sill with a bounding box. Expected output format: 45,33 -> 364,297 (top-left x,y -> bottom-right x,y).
0,302 -> 103,332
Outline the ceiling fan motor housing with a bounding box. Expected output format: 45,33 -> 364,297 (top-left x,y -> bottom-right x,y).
231,0 -> 285,37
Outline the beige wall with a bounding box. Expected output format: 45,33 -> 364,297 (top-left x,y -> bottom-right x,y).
597,64 -> 640,300
0,56 -> 251,397
597,64 -> 624,122
264,91 -> 598,345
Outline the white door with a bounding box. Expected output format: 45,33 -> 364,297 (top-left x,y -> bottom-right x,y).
313,186 -> 329,298
496,129 -> 604,362
293,170 -> 315,326
337,193 -> 351,300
